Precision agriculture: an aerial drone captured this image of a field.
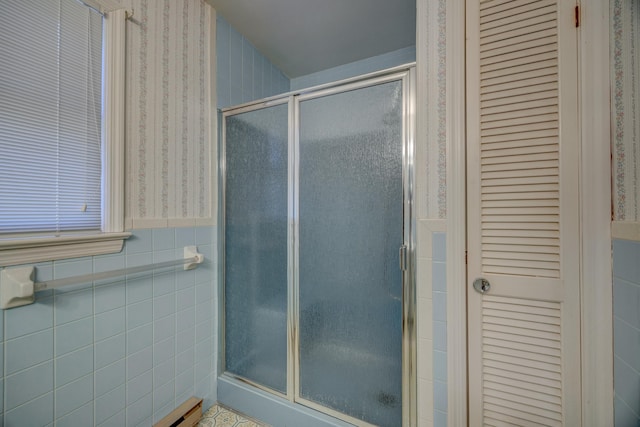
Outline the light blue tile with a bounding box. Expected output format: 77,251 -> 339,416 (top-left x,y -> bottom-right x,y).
195,357 -> 211,381
127,346 -> 153,380
175,227 -> 196,249
195,227 -> 212,245
433,291 -> 447,322
195,375 -> 214,408
126,370 -> 152,406
127,299 -> 152,330
434,380 -> 448,412
56,346 -> 93,387
614,239 -> 640,284
153,271 -> 175,297
54,288 -> 93,326
125,253 -> 153,286
153,380 -> 174,416
95,384 -> 125,425
154,400 -> 175,424
434,409 -> 448,427
615,317 -> 640,373
126,392 -> 152,427
176,323 -> 195,350
176,347 -> 195,375
153,337 -> 175,367
614,277 -> 640,329
434,321 -> 447,352
176,287 -> 195,311
55,374 -> 93,418
127,323 -> 153,355
153,293 -> 175,320
432,261 -> 446,292
153,314 -> 176,343
434,350 -> 447,382
175,366 -> 194,398
95,359 -> 125,397
0,379 -> 3,413
55,401 -> 93,427
614,355 -> 640,416
176,388 -> 195,410
432,232 -> 446,262
97,409 -> 125,427
176,307 -> 195,333
5,361 -> 53,411
154,357 -> 175,388
153,228 -> 175,251
93,254 -> 125,286
195,338 -> 211,364
196,319 -> 212,343
56,317 -> 93,356
95,307 -> 125,341
5,329 -> 53,375
4,392 -> 53,427
94,282 -> 125,314
126,229 -> 153,255
195,300 -> 211,324
176,268 -> 196,290
153,249 -> 175,264
95,333 -> 125,370
196,282 -> 212,302
126,276 -> 153,305
5,296 -> 53,339
54,258 -> 93,289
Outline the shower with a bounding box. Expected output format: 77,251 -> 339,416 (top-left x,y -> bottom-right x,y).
218,66 -> 416,427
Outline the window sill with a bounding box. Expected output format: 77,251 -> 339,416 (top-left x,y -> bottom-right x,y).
0,232 -> 132,267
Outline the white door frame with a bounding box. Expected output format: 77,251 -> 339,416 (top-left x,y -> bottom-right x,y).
443,0 -> 613,425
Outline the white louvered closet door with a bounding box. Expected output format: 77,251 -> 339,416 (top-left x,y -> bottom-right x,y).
466,0 -> 581,425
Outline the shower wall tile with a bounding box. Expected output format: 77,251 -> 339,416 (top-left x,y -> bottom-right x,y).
0,226 -> 216,426
290,46 -> 416,91
216,15 -> 290,109
614,238 -> 640,425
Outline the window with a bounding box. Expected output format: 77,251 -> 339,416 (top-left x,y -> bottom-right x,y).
0,0 -> 129,266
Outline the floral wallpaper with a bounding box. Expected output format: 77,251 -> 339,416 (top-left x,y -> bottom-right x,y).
612,0 -> 640,222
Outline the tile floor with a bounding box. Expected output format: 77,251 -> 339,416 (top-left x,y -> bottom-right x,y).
198,404 -> 266,427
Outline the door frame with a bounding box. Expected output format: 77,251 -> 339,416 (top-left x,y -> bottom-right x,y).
442,0 -> 613,425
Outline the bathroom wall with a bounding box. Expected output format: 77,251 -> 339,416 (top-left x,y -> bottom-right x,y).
216,15 -> 290,109
289,46 -> 416,91
125,0 -> 216,227
611,1 -> 640,425
613,239 -> 640,425
416,0 -> 448,425
611,0 -> 640,222
0,227 -> 215,426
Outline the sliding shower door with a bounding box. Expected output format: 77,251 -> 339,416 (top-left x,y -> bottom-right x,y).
221,68 -> 414,427
223,102 -> 289,394
296,80 -> 405,427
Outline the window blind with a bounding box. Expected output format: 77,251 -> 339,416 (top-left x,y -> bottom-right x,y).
0,0 -> 103,235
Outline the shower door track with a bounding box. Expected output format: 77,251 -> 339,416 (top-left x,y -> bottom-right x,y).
218,64 -> 417,427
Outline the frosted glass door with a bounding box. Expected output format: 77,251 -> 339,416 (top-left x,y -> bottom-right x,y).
297,80 -> 404,427
224,103 -> 289,393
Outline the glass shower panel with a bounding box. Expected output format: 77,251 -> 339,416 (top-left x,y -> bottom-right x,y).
224,103 -> 289,393
298,81 -> 404,427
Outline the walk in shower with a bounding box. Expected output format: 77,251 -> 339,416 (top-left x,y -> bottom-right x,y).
218,66 -> 416,427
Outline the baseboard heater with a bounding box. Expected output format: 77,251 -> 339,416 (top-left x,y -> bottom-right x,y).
154,397 -> 203,427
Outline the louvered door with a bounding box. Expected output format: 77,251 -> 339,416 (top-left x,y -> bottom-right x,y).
466,0 -> 581,425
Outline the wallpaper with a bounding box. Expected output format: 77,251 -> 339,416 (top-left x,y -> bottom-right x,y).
125,0 -> 214,227
612,0 -> 640,222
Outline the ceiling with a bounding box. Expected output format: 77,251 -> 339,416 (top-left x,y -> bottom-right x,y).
208,0 -> 416,78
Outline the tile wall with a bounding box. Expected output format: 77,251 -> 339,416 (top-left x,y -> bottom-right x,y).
216,16 -> 290,109
290,46 -> 416,91
613,238 -> 640,426
0,227 -> 215,426
431,232 -> 447,427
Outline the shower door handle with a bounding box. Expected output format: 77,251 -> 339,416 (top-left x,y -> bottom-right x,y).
399,245 -> 407,271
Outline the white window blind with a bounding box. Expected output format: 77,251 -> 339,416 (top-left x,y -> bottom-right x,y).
0,0 -> 103,235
